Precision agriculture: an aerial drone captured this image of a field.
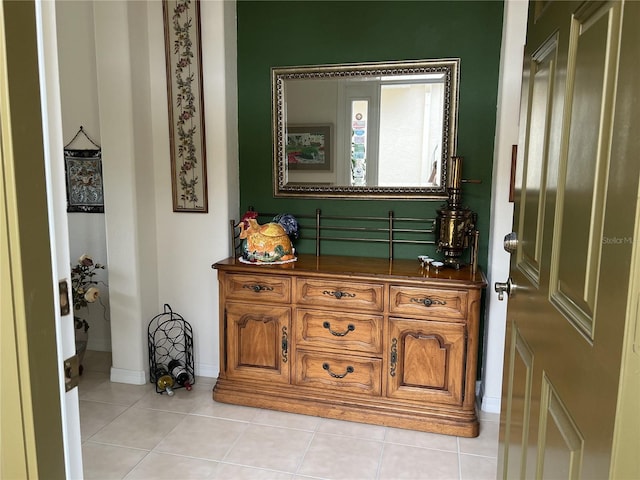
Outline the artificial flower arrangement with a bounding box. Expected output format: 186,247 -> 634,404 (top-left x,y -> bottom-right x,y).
71,254 -> 106,332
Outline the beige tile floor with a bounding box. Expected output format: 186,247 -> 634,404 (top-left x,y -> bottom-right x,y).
79,351 -> 499,479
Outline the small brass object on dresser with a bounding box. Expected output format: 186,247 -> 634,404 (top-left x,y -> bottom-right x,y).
436,156 -> 479,270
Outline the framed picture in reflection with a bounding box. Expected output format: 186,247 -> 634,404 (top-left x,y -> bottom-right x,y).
286,124 -> 332,171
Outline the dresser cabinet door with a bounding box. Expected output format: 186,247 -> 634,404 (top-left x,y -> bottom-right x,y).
387,318 -> 465,405
225,302 -> 291,384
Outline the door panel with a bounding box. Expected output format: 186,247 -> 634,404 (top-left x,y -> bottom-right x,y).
499,1 -> 640,478
550,2 -> 622,340
502,325 -> 534,480
537,374 -> 584,480
517,34 -> 557,287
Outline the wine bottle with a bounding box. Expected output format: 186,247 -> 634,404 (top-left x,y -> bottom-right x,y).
155,366 -> 175,396
168,359 -> 192,390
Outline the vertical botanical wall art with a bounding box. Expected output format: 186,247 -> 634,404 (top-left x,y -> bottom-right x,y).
163,0 -> 208,212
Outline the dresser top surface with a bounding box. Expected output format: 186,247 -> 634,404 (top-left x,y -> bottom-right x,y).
213,254 -> 486,289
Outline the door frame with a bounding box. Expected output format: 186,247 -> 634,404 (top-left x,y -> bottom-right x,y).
0,1 -> 82,477
480,0 -> 528,414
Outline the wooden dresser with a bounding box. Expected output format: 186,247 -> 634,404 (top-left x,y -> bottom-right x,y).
212,254 -> 486,437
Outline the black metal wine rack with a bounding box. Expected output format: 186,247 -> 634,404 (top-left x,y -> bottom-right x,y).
148,304 -> 195,394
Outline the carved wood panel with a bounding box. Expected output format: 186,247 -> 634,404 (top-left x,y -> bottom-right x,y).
226,302 -> 291,384
387,318 -> 465,405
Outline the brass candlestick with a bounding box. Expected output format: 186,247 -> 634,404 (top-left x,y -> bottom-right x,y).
436,156 -> 478,270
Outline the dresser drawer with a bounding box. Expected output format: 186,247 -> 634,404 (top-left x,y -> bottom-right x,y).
223,273 -> 291,304
389,285 -> 467,321
295,350 -> 382,396
296,309 -> 383,355
295,278 -> 384,312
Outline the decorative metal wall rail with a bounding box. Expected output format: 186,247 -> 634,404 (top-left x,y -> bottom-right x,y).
230,208 -> 436,260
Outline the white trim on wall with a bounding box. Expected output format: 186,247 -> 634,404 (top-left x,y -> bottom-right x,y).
480,0 -> 528,414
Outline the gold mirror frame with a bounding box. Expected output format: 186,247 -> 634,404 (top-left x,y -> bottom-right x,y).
272,58 -> 460,199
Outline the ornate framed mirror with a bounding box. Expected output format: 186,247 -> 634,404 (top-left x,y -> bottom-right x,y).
272,58 -> 460,199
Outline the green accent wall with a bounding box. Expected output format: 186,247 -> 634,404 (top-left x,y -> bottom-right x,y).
237,0 -> 504,271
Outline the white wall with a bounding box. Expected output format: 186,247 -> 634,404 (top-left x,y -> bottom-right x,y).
56,1 -> 111,352
149,0 -> 239,379
56,0 -> 238,383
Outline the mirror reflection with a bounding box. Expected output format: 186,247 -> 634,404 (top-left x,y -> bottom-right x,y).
272,59 -> 460,198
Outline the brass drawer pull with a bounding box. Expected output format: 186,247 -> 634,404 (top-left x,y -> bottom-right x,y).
243,284 -> 274,293
281,326 -> 288,363
322,290 -> 356,299
322,362 -> 354,379
410,297 -> 446,307
390,338 -> 398,377
322,321 -> 355,337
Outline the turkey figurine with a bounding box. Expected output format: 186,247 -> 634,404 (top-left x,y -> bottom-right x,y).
239,215 -> 296,264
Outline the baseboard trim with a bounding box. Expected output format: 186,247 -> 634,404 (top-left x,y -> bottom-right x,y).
109,364 -> 217,384
196,362 -> 218,379
481,395 -> 501,414
110,367 -> 147,385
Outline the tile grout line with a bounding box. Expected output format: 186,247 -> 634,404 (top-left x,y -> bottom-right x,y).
213,419 -> 252,464
457,436 -> 463,479
83,439 -> 151,453
79,385 -> 146,444
212,459 -> 296,478
121,450 -> 153,479
293,429 -> 318,476
375,440 -> 386,480
376,424 -> 390,480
